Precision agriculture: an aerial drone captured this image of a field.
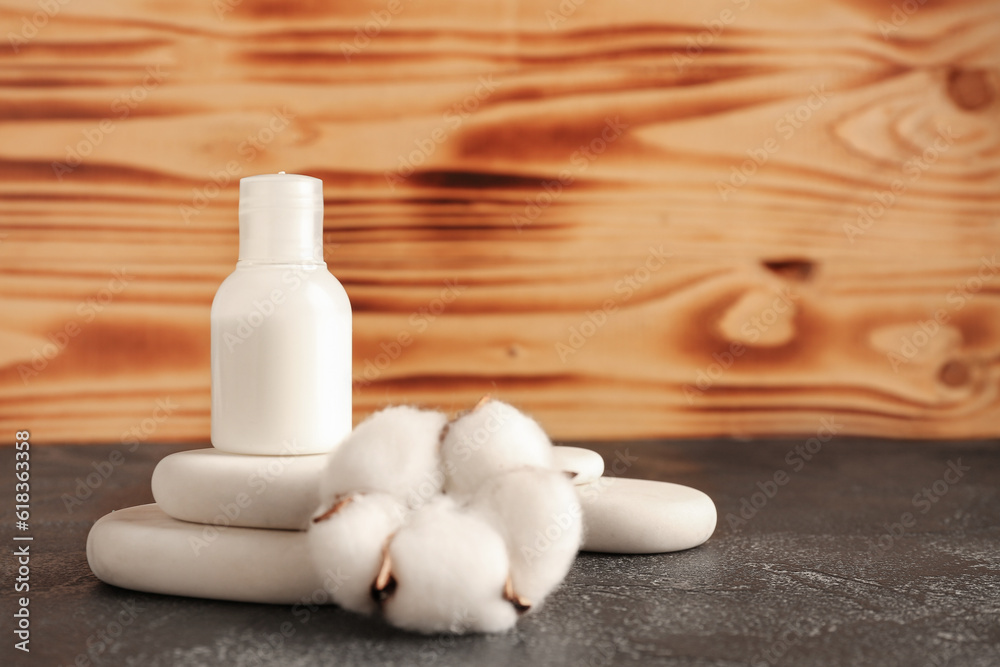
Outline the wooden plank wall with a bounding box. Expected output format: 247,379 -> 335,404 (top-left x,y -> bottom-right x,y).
1,0 -> 999,444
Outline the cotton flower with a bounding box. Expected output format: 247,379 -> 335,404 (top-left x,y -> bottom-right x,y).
376,497 -> 520,634
319,405 -> 448,509
471,467 -> 582,606
308,492 -> 407,615
308,399 -> 579,635
441,398 -> 553,498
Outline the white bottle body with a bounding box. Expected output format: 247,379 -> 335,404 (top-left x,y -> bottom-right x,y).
211,263 -> 352,455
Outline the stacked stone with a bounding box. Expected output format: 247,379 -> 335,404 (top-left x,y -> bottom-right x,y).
86,416 -> 716,614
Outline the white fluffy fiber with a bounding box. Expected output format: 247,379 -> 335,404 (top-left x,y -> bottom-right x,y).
319,405 -> 448,509
441,399 -> 554,498
381,497 -> 518,634
308,398 -> 578,635
308,492 -> 406,615
471,468 -> 582,606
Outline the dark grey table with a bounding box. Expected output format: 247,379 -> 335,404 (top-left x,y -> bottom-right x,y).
2,438 -> 998,666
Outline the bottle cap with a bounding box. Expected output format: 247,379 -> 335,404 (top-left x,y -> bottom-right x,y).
238,173 -> 324,263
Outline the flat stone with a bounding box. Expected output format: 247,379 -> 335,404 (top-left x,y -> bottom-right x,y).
577,477 -> 716,553
151,448 -> 327,531
89,478 -> 715,604
86,504 -> 320,604
152,445 -> 605,531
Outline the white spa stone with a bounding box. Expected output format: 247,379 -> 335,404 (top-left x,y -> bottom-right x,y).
576,477 -> 717,554
88,477 -> 716,605
87,504 -> 322,604
151,448 -> 326,531
550,446 -> 604,485
152,446 -> 602,531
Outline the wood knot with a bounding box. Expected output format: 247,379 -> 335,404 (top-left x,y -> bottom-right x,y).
938,359 -> 970,387
762,259 -> 814,282
946,68 -> 996,112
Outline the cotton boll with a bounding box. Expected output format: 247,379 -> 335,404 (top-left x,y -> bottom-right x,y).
308,492 -> 407,615
442,399 -> 554,498
319,405 -> 449,509
471,468 -> 582,607
379,497 -> 519,634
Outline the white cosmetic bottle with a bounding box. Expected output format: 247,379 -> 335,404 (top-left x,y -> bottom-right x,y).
211,173 -> 352,455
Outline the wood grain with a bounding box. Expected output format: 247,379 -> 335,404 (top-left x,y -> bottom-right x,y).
1,0 -> 998,443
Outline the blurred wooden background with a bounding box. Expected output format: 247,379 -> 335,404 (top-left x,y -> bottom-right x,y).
1,0 -> 999,444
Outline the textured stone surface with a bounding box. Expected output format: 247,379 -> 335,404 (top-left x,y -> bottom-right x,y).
3,438 -> 999,666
